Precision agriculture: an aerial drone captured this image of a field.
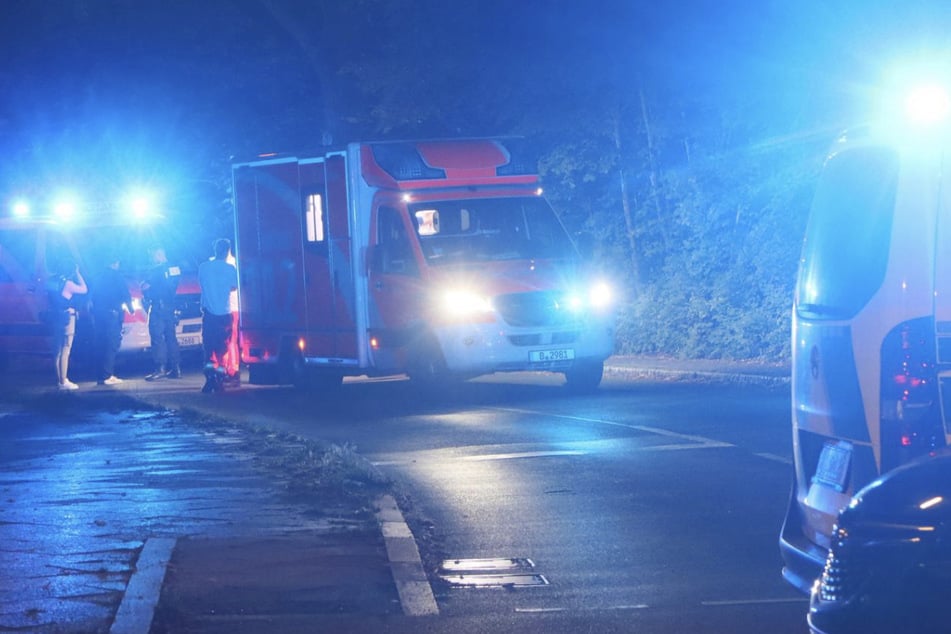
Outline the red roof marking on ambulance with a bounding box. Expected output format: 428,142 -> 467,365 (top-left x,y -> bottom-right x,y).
416,141 -> 508,179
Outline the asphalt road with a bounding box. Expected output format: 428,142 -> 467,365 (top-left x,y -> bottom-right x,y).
1,362 -> 805,633
131,369 -> 807,632
369,375 -> 805,632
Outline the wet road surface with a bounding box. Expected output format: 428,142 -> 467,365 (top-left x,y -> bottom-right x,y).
0,397 -> 393,633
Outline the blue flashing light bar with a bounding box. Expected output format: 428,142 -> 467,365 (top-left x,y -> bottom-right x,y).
4,187 -> 165,224
11,200 -> 30,218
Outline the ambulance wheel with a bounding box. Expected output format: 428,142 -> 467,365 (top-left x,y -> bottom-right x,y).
564,360 -> 603,393
304,370 -> 343,391
407,335 -> 451,389
288,359 -> 342,391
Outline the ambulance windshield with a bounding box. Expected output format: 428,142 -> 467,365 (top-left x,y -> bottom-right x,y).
410,196 -> 576,265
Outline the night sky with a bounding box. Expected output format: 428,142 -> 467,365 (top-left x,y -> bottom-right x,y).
1,0 -> 950,207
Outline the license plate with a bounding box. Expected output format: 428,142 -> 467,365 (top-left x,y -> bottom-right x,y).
812,441 -> 852,492
178,335 -> 199,347
530,348 -> 575,363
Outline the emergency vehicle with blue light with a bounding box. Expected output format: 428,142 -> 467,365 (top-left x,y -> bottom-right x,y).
781,78 -> 951,593
232,138 -> 616,389
0,193 -> 202,368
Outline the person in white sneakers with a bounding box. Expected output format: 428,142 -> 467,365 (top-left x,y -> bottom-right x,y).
47,257 -> 87,390
198,239 -> 238,393
92,254 -> 132,386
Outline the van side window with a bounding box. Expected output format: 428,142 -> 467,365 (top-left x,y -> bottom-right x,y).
378,206 -> 418,276
303,189 -> 329,257
797,147 -> 899,319
305,191 -> 326,244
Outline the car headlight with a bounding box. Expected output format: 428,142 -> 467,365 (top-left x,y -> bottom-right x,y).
439,289 -> 494,321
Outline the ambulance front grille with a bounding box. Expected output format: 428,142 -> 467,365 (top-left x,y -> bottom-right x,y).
494,291 -> 580,328
508,331 -> 579,346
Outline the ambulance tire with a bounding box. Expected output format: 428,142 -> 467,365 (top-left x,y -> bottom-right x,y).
564,360 -> 604,393
283,352 -> 342,392
282,354 -> 306,388
301,369 -> 344,392
407,335 -> 452,391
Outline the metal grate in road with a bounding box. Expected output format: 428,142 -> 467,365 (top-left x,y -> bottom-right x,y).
438,557 -> 549,587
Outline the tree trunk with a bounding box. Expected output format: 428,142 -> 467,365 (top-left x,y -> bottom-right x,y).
639,87 -> 668,246
613,110 -> 642,297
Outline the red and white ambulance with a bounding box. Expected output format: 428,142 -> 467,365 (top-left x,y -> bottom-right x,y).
232,138 -> 616,389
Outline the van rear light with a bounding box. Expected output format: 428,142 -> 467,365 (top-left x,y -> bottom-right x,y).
880,317 -> 944,471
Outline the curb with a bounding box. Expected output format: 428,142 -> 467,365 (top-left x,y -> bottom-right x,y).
375,494 -> 439,617
110,537 -> 176,634
604,364 -> 790,387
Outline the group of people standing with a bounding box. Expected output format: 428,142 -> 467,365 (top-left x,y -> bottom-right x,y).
50,239 -> 238,394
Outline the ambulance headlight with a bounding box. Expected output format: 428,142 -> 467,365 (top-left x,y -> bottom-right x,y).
566,280 -> 614,312
439,289 -> 494,320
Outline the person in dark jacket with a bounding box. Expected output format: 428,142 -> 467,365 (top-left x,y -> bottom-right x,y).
142,246 -> 181,380
92,255 -> 132,385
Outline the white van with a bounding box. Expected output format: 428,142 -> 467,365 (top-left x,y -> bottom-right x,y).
780,124 -> 951,592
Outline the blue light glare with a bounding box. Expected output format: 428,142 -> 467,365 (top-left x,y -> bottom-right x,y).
12,200 -> 30,218
905,84 -> 951,125
130,197 -> 152,223
567,281 -> 614,312
124,188 -> 157,223
589,281 -> 613,309
53,196 -> 79,221
874,60 -> 951,144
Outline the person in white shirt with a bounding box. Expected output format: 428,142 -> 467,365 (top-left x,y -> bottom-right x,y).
198,238 -> 238,393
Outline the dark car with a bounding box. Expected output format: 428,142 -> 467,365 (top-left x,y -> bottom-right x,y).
808,448 -> 951,634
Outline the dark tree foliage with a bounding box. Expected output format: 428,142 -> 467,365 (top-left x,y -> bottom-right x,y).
1,0 -> 856,362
